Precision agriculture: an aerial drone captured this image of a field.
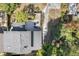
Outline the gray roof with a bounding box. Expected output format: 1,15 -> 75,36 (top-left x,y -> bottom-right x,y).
11,22 -> 41,31
11,23 -> 26,31
25,21 -> 41,31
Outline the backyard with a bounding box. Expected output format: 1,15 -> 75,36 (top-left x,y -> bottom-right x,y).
0,3 -> 79,56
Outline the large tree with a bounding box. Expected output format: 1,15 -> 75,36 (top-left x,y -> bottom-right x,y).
0,3 -> 19,30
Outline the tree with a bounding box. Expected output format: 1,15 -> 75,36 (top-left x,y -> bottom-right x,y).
61,3 -> 69,17
0,4 -> 9,12
14,11 -> 28,23
0,3 -> 19,30
36,43 -> 53,56
60,22 -> 79,56
26,4 -> 35,20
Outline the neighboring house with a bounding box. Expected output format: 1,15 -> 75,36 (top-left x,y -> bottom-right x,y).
68,3 -> 79,21
68,3 -> 77,15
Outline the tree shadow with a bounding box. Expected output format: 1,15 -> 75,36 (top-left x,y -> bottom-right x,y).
43,14 -> 72,55
44,17 -> 62,44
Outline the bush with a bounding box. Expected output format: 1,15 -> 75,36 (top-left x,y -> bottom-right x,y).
14,11 -> 28,23
60,23 -> 79,56
36,43 -> 53,56
36,39 -> 70,56
37,22 -> 79,56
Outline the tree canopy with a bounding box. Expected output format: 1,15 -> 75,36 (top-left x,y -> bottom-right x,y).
0,3 -> 18,15
14,11 -> 28,23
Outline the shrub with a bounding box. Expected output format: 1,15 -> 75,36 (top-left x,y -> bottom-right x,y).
14,11 -> 28,23
36,43 -> 53,56
60,23 -> 79,55
37,22 -> 79,56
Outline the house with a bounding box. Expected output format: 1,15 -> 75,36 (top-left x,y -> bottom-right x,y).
68,3 -> 79,21
68,3 -> 77,15
0,21 -> 42,54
